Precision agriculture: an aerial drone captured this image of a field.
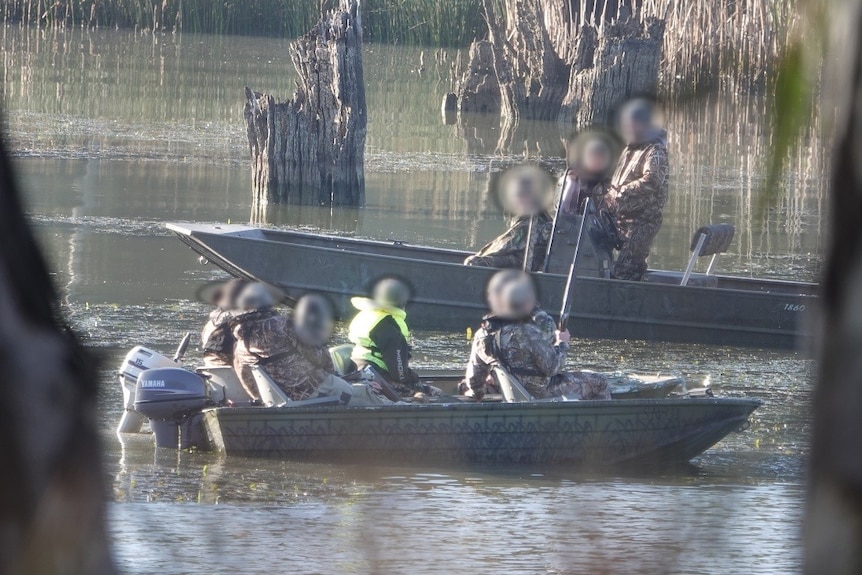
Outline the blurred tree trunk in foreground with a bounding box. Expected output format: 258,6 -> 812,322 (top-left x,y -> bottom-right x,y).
0,138 -> 114,573
806,2 -> 862,573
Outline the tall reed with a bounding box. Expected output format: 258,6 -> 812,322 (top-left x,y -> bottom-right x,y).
0,0 -> 801,92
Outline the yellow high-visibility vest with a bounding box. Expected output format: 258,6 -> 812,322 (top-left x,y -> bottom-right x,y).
348,297 -> 410,372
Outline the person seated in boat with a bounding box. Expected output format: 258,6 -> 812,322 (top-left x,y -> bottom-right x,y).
200,278 -> 248,368
232,284 -> 389,406
558,133 -> 616,217
291,293 -> 392,406
605,98 -> 669,281
464,273 -> 610,401
347,277 -> 420,395
463,165 -> 553,271
461,269 -> 555,396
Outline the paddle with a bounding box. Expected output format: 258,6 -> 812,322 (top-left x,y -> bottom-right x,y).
558,198 -> 590,330
543,168 -> 572,273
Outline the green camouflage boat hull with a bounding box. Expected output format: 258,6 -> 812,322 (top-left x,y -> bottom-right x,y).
202,398 -> 759,466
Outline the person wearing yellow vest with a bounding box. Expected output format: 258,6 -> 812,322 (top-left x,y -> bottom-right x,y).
348,277 -> 419,392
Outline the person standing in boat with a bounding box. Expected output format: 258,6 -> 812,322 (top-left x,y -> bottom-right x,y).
200,278 -> 247,368
347,277 -> 420,394
464,272 -> 610,401
605,99 -> 669,281
557,134 -> 616,217
464,165 -> 553,271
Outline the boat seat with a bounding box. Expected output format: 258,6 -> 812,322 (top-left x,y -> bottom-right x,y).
544,215 -> 613,279
250,366 -> 341,408
250,366 -> 292,407
641,271 -> 719,288
680,224 -> 735,286
197,366 -> 252,404
329,344 -> 355,376
490,366 -> 534,403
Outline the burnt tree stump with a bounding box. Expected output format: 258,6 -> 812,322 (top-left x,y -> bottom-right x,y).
244,0 -> 366,206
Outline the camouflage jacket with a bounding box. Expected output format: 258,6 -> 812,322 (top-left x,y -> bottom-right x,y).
466,213 -> 552,271
232,309 -> 334,401
557,175 -> 612,217
201,308 -> 235,366
607,131 -> 669,236
466,315 -> 568,399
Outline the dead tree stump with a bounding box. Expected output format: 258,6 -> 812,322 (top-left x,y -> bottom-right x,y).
456,0 -> 664,151
244,0 -> 366,206
481,0 -> 569,123
454,40 -> 501,115
559,17 -> 665,130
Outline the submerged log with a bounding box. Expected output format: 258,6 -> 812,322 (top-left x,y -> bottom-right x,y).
244,0 -> 366,206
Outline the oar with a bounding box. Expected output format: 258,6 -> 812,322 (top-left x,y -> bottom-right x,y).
542,168 -> 572,273
558,198 -> 590,330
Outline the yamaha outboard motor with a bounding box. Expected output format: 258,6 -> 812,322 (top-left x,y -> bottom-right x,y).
118,346 -> 181,433
133,368 -> 208,448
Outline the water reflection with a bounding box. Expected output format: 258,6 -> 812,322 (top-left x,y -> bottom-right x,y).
2,23 -> 819,574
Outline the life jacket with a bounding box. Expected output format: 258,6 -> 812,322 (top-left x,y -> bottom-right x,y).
348,297 -> 410,373
480,316 -> 545,379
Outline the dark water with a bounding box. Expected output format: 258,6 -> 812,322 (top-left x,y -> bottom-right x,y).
2,25 -> 821,574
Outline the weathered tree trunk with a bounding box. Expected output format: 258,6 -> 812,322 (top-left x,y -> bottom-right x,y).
244,0 -> 366,206
481,0 -> 569,123
460,0 -> 663,155
806,3 -> 862,573
559,17 -> 665,130
453,40 -> 501,116
0,137 -> 114,574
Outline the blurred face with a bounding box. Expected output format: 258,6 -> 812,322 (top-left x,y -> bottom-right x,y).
502,167 -> 548,217
501,277 -> 537,320
486,270 -> 524,316
295,295 -> 334,347
619,99 -> 654,145
620,115 -> 646,145
581,140 -> 611,175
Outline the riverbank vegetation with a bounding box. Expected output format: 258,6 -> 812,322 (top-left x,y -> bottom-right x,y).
1,0 -> 803,93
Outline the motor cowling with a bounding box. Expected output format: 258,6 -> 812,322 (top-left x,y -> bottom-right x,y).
134,368 -> 208,448
118,346 -> 180,433
134,368 -> 208,421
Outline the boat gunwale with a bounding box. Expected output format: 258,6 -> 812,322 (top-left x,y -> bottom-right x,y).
205,396 -> 763,418
167,222 -> 818,298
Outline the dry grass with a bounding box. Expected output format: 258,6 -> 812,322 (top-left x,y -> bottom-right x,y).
0,0 -> 802,92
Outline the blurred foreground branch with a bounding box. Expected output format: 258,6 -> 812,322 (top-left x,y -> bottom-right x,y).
0,137 -> 114,573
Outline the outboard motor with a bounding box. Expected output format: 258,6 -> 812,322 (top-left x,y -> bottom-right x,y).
118,346 -> 180,433
133,368 -> 208,449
